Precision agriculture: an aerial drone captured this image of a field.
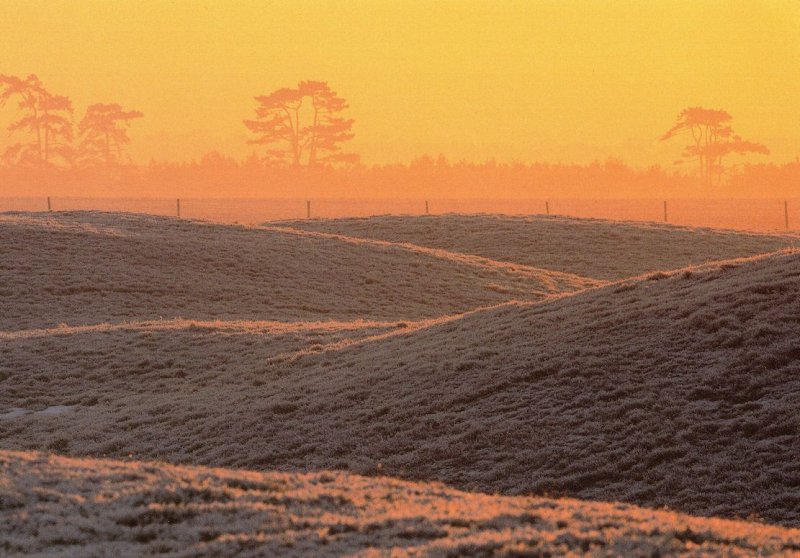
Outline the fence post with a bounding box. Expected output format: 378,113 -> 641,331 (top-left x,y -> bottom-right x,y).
545,201 -> 549,215
663,200 -> 667,223
425,200 -> 429,214
47,197 -> 51,212
785,200 -> 789,230
177,198 -> 181,217
306,200 -> 311,219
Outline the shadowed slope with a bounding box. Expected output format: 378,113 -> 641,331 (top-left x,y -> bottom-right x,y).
3,450 -> 800,557
279,214 -> 796,280
0,212 -> 594,330
3,249 -> 799,524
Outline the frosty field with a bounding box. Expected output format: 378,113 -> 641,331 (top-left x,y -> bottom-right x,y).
4,450 -> 800,557
2,211 -> 799,556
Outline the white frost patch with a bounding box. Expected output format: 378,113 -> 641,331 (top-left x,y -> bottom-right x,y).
37,405 -> 75,416
0,408 -> 31,420
0,405 -> 75,420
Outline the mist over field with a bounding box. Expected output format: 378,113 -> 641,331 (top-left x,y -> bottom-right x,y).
3,1 -> 800,555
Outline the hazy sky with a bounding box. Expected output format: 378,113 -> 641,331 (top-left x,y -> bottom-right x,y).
1,0 -> 798,166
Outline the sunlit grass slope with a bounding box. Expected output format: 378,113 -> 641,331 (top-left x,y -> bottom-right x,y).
2,450 -> 799,557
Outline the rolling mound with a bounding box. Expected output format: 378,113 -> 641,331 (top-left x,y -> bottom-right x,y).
3,450 -> 799,557
3,229 -> 799,525
0,212 -> 595,330
279,214 -> 796,280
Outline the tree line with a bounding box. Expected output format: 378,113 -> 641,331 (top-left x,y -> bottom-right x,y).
2,150 -> 796,200
0,74 -> 143,170
0,75 -> 787,195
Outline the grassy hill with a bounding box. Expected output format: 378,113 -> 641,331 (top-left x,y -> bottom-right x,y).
2,212 -> 798,525
278,214 -> 796,280
2,450 -> 799,557
0,212 -> 595,330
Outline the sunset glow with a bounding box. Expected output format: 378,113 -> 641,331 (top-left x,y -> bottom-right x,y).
5,3 -> 800,554
2,0 -> 798,166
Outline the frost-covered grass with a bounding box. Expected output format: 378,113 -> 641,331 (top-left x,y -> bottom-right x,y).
2,211 -> 800,550
2,450 -> 800,557
1,212 -> 594,330
279,213 -> 796,280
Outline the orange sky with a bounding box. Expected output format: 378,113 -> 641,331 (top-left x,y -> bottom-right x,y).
1,0 -> 798,166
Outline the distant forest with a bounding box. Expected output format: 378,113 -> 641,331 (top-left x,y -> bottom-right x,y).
3,155 -> 798,199
1,75 -> 797,199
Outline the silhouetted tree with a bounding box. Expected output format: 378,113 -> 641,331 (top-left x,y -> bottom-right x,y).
77,103 -> 143,168
661,107 -> 768,184
0,74 -> 73,168
244,80 -> 357,168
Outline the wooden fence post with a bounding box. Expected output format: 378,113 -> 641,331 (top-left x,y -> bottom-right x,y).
425,200 -> 429,214
663,200 -> 667,223
545,201 -> 549,215
307,200 -> 311,219
785,200 -> 789,230
177,198 -> 181,217
47,197 -> 52,212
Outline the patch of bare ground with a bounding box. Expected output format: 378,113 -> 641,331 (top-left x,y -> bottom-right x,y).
2,450 -> 799,557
